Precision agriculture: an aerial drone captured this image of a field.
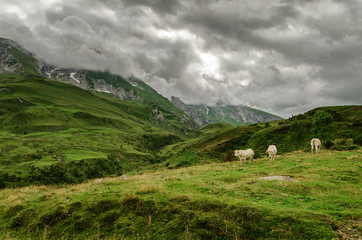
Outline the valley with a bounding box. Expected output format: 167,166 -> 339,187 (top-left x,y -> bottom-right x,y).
0,37 -> 361,239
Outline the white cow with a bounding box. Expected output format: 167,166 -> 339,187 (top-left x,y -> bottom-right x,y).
234,149 -> 254,164
266,145 -> 277,161
311,138 -> 321,153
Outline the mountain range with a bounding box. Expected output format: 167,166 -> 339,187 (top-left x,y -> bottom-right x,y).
0,37 -> 281,128
171,96 -> 281,126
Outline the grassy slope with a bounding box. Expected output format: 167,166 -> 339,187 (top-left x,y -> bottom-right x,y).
0,73 -> 192,186
0,149 -> 360,239
159,105 -> 362,169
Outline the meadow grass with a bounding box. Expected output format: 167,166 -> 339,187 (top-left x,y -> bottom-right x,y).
0,149 -> 360,239
0,73 -> 194,186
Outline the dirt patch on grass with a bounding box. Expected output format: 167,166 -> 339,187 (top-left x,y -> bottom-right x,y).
259,176 -> 296,181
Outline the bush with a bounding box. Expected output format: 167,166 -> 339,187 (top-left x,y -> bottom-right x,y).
324,140 -> 334,149
222,150 -> 234,162
312,110 -> 335,142
0,176 -> 6,188
332,139 -> 358,151
288,120 -> 307,151
353,133 -> 362,146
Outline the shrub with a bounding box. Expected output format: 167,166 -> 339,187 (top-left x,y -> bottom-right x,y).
222,150 -> 234,162
324,140 -> 334,149
0,177 -> 5,188
312,110 -> 335,142
332,138 -> 358,151
352,133 -> 362,146
288,120 -> 307,150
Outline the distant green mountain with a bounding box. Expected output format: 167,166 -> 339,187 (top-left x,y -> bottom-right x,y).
171,96 -> 282,127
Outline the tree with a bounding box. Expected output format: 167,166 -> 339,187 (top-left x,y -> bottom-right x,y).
312,110 -> 335,142
288,119 -> 306,150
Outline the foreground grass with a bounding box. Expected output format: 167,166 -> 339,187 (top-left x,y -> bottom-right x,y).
0,149 -> 361,239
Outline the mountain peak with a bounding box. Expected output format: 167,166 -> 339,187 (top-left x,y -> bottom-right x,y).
0,38 -> 39,74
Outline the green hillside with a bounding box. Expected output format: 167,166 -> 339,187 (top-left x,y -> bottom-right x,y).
0,37 -> 197,188
0,150 -> 360,239
159,105 -> 362,169
0,73 -> 195,187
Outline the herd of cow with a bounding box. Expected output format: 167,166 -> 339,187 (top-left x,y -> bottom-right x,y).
234,138 -> 322,165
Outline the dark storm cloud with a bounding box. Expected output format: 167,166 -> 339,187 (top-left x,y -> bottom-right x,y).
0,0 -> 361,117
121,0 -> 182,15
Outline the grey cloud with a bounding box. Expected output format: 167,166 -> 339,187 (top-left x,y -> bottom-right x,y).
0,14 -> 34,42
121,0 -> 182,15
0,0 -> 361,118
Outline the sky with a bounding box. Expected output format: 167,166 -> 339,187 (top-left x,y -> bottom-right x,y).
0,0 -> 361,118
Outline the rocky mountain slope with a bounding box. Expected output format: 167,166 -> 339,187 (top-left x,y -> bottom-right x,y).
0,38 -> 38,74
171,96 -> 282,126
1,37 -> 282,127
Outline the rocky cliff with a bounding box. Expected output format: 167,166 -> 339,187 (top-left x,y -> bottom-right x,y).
171,96 -> 212,126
